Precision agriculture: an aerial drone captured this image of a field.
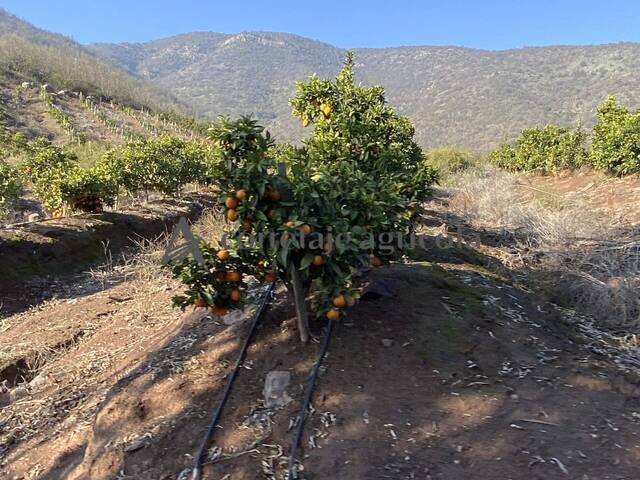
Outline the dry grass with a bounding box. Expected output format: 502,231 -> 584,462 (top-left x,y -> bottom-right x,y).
444,166 -> 640,329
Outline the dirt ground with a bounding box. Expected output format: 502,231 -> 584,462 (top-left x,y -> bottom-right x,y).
2,217 -> 640,479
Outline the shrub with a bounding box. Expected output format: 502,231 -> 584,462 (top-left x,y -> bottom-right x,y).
0,160 -> 22,218
170,54 -> 438,342
489,124 -> 588,173
22,140 -> 78,213
114,136 -> 206,197
59,166 -> 118,213
425,147 -> 475,177
591,96 -> 640,176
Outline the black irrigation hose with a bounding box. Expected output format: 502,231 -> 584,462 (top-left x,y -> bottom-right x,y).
191,281 -> 276,480
287,319 -> 336,480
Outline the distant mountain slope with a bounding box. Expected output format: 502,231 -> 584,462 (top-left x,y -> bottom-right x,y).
90,32 -> 640,150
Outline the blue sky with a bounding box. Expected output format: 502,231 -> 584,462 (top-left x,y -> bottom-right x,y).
2,0 -> 640,49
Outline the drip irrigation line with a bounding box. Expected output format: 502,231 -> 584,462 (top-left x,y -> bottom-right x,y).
287,319 -> 336,480
191,281 -> 276,480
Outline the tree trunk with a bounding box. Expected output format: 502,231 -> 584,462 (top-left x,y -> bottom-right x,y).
289,264 -> 310,343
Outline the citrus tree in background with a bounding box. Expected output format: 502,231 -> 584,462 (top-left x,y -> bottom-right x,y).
170,53 -> 437,342
489,124 -> 588,173
0,160 -> 22,218
591,96 -> 640,176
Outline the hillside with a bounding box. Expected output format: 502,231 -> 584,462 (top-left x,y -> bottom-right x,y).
0,9 -> 183,114
91,33 -> 640,151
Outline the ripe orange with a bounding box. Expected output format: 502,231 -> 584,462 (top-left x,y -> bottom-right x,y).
194,298 -> 208,308
226,271 -> 242,283
217,249 -> 230,261
332,294 -> 347,308
312,255 -> 324,266
264,270 -> 277,283
230,289 -> 242,301
269,190 -> 282,202
235,189 -> 247,200
226,209 -> 238,222
300,224 -> 312,235
371,255 -> 383,267
210,306 -> 227,316
215,270 -> 227,281
225,197 -> 238,209
320,103 -> 332,116
326,308 -> 341,321
286,221 -> 296,229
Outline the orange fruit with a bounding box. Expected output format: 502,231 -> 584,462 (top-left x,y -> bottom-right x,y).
326,308 -> 341,321
269,190 -> 282,202
320,103 -> 332,116
235,189 -> 247,200
225,197 -> 238,209
312,255 -> 324,266
300,224 -> 312,235
371,255 -> 383,267
332,294 -> 347,308
230,289 -> 242,302
242,220 -> 253,231
217,249 -> 230,261
194,298 -> 208,308
286,221 -> 296,229
226,209 -> 238,221
323,241 -> 334,254
226,271 -> 242,283
210,306 -> 227,316
215,270 -> 227,281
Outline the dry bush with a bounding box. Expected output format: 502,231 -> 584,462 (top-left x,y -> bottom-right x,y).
446,166 -> 640,329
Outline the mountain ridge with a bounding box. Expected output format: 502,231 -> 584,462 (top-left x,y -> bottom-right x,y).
4,7 -> 639,152
88,31 -> 640,150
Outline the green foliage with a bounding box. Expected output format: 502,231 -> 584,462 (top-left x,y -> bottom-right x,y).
59,167 -> 117,213
171,54 -> 438,322
425,147 -> 475,177
108,136 -> 208,197
0,160 -> 22,218
591,96 -> 640,176
22,139 -> 78,212
489,124 -> 588,173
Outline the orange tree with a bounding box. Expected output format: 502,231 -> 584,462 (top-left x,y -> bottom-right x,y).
169,53 -> 437,341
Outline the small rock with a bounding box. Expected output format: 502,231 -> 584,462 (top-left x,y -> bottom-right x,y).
222,309 -> 244,325
382,338 -> 394,347
9,386 -> 30,403
29,374 -> 47,391
263,371 -> 292,408
124,437 -> 147,453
